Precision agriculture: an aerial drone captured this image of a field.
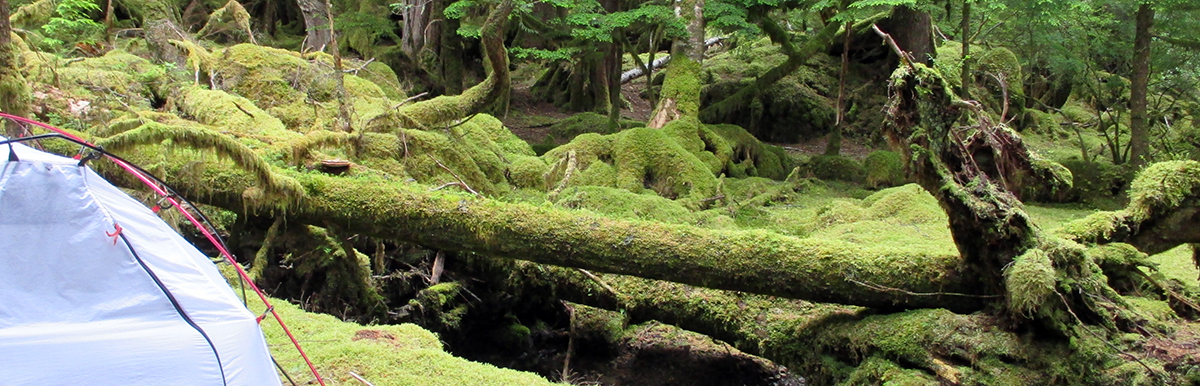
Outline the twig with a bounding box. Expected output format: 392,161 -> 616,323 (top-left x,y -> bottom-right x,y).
561,301 -> 576,383
846,276 -> 1002,298
343,58 -> 376,74
698,193 -> 725,203
577,269 -> 623,299
428,154 -> 480,196
349,372 -> 376,386
988,72 -> 1010,122
391,92 -> 429,109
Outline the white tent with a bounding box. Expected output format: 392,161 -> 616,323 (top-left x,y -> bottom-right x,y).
0,138 -> 282,385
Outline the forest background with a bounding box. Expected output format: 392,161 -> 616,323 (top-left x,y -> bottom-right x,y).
3,0 -> 1200,384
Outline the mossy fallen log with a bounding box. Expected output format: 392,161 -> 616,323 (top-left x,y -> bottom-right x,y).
1057,160 -> 1200,255
289,172 -> 986,312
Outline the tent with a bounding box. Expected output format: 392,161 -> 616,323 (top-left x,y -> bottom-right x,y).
0,138 -> 283,385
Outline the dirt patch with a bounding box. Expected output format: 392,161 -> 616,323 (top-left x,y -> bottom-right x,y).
352,329 -> 406,349
770,136 -> 876,161
1141,327 -> 1200,374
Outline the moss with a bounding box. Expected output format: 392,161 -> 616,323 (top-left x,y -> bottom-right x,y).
1057,161 -> 1200,244
215,43 -> 313,108
555,185 -> 700,224
707,123 -> 792,180
97,120 -> 305,203
8,0 -> 54,29
546,112 -> 639,143
545,127 -> 720,207
863,150 -> 906,189
507,155 -> 548,189
195,0 -> 255,43
1005,248 -> 1056,316
242,295 -> 562,385
358,61 -> 407,100
814,199 -> 865,228
177,86 -> 296,144
657,56 -> 703,118
806,155 -> 865,183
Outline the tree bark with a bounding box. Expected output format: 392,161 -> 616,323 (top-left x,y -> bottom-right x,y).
400,0 -> 432,58
1129,2 -> 1153,168
960,0 -> 971,99
878,6 -> 934,66
297,0 -> 332,52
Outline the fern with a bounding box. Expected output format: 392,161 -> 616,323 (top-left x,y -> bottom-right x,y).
40,0 -> 104,51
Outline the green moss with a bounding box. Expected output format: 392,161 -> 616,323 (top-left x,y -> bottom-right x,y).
545,127 -> 719,207
508,155 -> 548,189
1005,248 -> 1056,315
806,155 -> 865,182
863,150 -> 906,189
657,57 -> 703,118
245,295 -> 562,385
546,112 -> 637,143
814,199 -> 865,227
555,185 -> 698,224
706,123 -> 792,180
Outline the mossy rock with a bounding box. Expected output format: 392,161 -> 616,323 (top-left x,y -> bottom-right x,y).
508,155 -> 548,189
862,150 -> 906,189
806,155 -> 865,183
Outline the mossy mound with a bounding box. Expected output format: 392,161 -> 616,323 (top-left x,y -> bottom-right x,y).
805,155 -> 865,183
544,127 -> 720,207
248,296 -> 562,385
554,185 -> 700,224
545,112 -> 641,143
706,123 -> 793,179
862,150 -> 906,189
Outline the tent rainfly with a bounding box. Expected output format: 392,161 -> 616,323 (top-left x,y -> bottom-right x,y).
0,137 -> 283,385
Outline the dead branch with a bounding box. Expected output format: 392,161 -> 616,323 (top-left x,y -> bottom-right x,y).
390,92 -> 429,109
871,24 -> 915,72
428,154 -> 480,196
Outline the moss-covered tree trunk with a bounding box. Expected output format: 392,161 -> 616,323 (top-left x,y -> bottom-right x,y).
882,65 -> 1039,301
1129,2 -> 1153,168
0,0 -> 30,138
647,0 -> 704,128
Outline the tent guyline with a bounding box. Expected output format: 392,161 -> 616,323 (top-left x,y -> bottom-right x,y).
0,113 -> 325,386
